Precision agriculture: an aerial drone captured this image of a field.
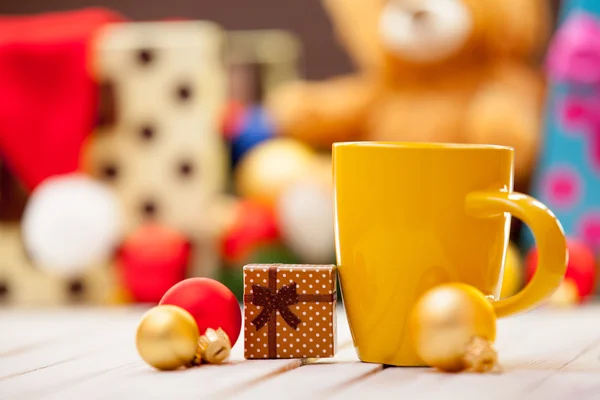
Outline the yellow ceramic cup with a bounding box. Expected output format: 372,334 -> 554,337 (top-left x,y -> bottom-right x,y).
333,142 -> 567,366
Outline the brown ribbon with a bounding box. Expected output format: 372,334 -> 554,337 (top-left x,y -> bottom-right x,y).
244,265 -> 336,358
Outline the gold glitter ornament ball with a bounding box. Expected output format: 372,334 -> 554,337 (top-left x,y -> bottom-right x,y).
410,283 -> 498,373
136,305 -> 200,370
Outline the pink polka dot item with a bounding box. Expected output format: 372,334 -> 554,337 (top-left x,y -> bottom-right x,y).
523,11 -> 600,256
243,264 -> 337,359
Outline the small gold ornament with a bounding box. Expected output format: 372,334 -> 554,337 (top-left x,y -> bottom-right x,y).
198,327 -> 232,364
136,305 -> 200,370
410,283 -> 500,373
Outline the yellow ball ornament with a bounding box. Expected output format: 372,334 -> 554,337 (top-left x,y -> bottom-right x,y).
548,279 -> 580,307
500,243 -> 523,299
410,283 -> 500,373
136,305 -> 200,370
235,138 -> 315,206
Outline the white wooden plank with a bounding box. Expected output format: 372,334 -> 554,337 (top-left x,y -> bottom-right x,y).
41,359 -> 302,400
0,307 -> 149,399
221,309 -> 366,398
0,307 -> 145,356
525,371 -> 600,400
206,306 -> 356,399
33,307 -> 337,399
38,306 -> 350,399
3,316 -> 300,400
0,311 -> 143,380
227,346 -> 381,400
3,305 -> 600,399
329,305 -> 600,400
39,347 -> 303,400
525,334 -> 600,399
0,342 -> 140,400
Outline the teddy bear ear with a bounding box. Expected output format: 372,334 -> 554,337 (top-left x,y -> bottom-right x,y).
482,0 -> 551,60
321,0 -> 387,71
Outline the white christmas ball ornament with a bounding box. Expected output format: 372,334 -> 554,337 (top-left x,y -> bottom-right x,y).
277,181 -> 335,264
22,174 -> 123,276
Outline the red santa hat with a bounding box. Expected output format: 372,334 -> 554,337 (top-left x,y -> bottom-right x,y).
0,8 -> 125,191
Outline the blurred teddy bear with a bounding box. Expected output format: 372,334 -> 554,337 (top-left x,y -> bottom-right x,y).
267,0 -> 550,184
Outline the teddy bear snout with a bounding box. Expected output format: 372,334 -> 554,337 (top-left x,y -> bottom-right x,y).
379,0 -> 473,64
410,9 -> 430,25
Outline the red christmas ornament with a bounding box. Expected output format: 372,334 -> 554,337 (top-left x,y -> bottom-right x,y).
117,223 -> 191,303
160,278 -> 242,346
221,200 -> 279,264
526,239 -> 596,300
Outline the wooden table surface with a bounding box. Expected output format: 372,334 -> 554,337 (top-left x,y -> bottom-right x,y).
1,304 -> 600,399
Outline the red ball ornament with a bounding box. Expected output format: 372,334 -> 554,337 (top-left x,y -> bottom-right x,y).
118,224 -> 191,303
159,278 -> 242,346
526,239 -> 596,300
221,200 -> 279,264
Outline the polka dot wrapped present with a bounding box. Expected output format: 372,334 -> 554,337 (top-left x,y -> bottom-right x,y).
243,264 -> 337,359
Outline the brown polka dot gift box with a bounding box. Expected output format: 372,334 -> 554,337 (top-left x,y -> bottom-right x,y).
243,264 -> 337,359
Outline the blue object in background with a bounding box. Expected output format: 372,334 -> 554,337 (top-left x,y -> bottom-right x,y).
231,105 -> 274,167
521,0 -> 600,254
562,0 -> 600,17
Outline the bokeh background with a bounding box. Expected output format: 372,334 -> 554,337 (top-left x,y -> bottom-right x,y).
3,0 -> 600,310
0,0 -> 563,79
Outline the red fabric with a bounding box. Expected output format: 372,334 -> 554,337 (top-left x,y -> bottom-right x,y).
0,8 -> 125,190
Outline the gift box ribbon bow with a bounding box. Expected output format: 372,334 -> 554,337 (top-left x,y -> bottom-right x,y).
251,283 -> 302,330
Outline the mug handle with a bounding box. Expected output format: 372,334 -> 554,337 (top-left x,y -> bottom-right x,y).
466,190 -> 568,318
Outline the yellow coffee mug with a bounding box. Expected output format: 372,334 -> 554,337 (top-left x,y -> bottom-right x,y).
333,142 -> 567,366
